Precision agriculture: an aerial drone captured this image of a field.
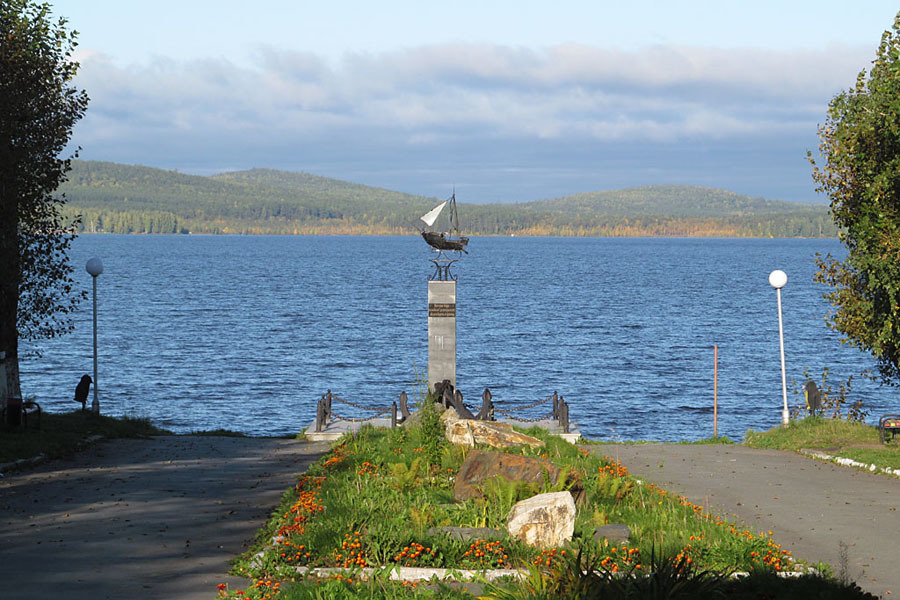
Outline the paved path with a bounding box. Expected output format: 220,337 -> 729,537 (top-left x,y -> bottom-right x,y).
0,436 -> 328,600
594,444 -> 899,598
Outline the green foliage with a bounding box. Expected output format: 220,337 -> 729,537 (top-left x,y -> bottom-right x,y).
1,0 -> 90,398
278,571 -> 471,599
744,416 -> 880,452
592,470 -> 635,503
809,12 -> 900,384
237,421 -> 838,600
411,397 -> 445,467
483,545 -> 879,600
745,416 -> 900,470
387,457 -> 423,491
57,161 -> 835,237
791,367 -> 868,422
682,435 -> 735,445
482,545 -> 730,600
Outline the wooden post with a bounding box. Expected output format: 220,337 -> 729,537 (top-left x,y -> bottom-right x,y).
315,396 -> 325,432
714,345 -> 718,438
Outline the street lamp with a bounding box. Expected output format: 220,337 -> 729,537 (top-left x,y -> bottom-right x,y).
86,257 -> 103,415
768,269 -> 789,426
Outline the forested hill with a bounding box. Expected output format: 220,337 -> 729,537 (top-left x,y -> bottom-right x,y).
57,160 -> 836,238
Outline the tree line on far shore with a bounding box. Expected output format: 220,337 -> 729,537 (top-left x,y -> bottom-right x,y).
57,160 -> 837,238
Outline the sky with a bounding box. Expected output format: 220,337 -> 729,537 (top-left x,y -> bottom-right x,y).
48,0 -> 900,203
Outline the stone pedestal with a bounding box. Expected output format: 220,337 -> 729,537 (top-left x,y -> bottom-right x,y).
428,280 -> 456,389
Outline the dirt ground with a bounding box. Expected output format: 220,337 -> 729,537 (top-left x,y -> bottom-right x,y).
0,436 -> 328,600
596,443 -> 899,599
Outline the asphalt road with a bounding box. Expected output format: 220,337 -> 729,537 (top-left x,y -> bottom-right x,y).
3,436 -> 896,598
0,436 -> 328,600
595,444 -> 899,599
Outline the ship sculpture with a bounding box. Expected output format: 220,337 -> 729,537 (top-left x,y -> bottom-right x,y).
420,191 -> 469,280
421,191 -> 469,253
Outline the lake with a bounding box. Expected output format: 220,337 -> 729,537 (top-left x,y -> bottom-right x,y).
18,235 -> 895,441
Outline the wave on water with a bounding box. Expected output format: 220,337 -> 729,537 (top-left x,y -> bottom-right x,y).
18,235 -> 893,442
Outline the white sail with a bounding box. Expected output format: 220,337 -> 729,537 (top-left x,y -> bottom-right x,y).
420,201 -> 446,227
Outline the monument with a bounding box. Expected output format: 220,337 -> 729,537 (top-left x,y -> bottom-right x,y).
421,192 -> 468,389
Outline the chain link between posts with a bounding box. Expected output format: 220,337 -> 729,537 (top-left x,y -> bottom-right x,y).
331,394 -> 389,412
493,410 -> 554,422
331,408 -> 393,423
498,393 -> 555,411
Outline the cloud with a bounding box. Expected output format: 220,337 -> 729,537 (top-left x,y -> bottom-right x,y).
68,42 -> 872,200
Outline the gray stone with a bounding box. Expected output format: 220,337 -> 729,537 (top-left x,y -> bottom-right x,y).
427,526 -> 504,542
593,523 -> 631,545
507,491 -> 576,548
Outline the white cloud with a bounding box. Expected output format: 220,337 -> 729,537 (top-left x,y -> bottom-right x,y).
68,42 -> 873,200
75,42 -> 867,142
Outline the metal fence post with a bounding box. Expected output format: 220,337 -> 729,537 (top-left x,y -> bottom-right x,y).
398,391 -> 410,423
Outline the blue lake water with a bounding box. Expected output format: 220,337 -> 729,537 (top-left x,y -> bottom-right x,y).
18,235 -> 896,441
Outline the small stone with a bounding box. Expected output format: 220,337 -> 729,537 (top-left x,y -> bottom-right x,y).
593,523 -> 631,545
426,526 -> 504,542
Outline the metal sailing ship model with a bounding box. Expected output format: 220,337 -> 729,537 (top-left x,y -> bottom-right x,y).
420,190 -> 469,280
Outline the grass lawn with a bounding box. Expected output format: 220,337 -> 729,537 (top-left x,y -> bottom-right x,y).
744,416 -> 900,471
0,409 -> 170,465
217,404 -> 875,599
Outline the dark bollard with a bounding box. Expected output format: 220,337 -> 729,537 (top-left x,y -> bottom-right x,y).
433,381 -> 443,404
805,380 -> 821,415
325,389 -> 333,415
560,397 -> 570,433
6,395 -> 22,428
391,401 -> 398,428
454,389 -> 476,419
315,396 -> 325,432
398,391 -> 410,423
74,375 -> 92,411
477,388 -> 494,421
441,385 -> 454,411
551,391 -> 559,419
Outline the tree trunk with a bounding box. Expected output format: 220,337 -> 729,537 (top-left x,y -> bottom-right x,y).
0,182 -> 22,406
1,355 -> 21,408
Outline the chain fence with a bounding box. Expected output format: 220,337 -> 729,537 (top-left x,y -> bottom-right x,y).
314,388 -> 570,433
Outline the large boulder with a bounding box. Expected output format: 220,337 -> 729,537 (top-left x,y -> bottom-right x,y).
507,491 -> 576,548
453,449 -> 560,502
440,409 -> 545,449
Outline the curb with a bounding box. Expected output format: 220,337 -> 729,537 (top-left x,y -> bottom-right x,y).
0,453 -> 48,476
262,564 -> 817,583
0,434 -> 105,477
799,448 -> 900,477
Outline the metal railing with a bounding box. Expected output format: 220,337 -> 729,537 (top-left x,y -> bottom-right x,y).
314,387 -> 570,433
314,390 -> 412,432
435,383 -> 571,433
491,390 -> 570,433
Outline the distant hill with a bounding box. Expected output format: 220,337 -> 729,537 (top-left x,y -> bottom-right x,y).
57,161 -> 835,238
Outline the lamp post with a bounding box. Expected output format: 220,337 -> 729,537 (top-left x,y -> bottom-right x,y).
768,269 -> 789,426
86,257 -> 104,415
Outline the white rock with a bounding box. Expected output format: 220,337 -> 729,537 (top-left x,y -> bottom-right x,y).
440,409 -> 544,449
506,491 -> 576,548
